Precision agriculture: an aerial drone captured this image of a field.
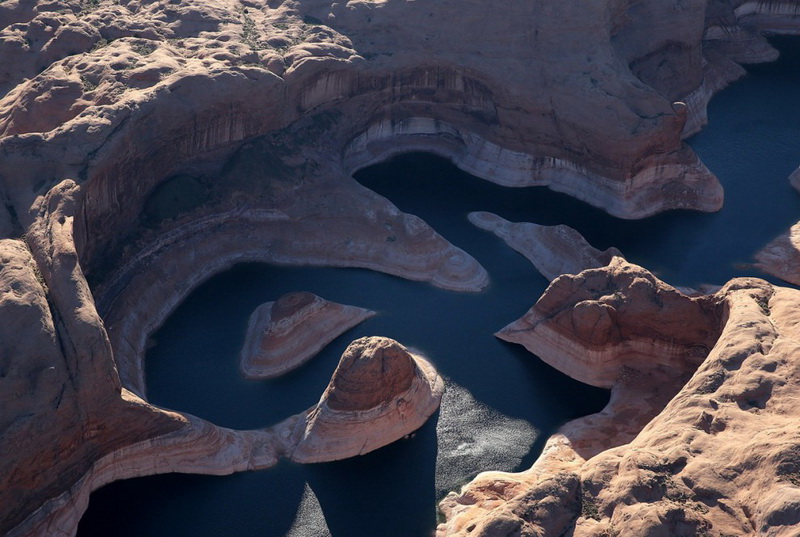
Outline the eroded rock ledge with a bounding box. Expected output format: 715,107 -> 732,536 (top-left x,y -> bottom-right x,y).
439,260 -> 800,537
498,257 -> 724,389
468,211 -> 623,282
239,292 -> 375,380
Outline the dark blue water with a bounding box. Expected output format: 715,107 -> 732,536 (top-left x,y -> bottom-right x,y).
78,36 -> 800,537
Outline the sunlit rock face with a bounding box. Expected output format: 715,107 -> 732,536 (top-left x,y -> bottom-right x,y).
755,221 -> 800,287
439,260 -> 800,537
2,0 -> 800,536
497,257 -> 724,389
239,292 -> 375,379
289,336 -> 444,464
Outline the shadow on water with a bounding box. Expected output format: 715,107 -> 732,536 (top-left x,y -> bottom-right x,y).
302,414 -> 440,537
78,35 -> 800,537
77,463 -> 307,537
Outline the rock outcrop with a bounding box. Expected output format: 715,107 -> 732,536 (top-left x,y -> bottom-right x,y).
0,181 -> 293,537
440,262 -> 800,537
753,162 -> 800,288
469,211 -> 622,282
239,292 -> 375,379
754,221 -> 800,286
497,257 -> 723,388
289,336 -> 444,464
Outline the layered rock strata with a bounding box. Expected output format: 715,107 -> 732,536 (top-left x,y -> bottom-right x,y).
468,211 -> 623,282
686,0 -> 800,136
1,1 -> 799,536
440,261 -> 800,537
239,292 -> 375,379
497,257 -> 723,388
289,336 -> 445,464
96,159 -> 488,397
0,180 -> 296,537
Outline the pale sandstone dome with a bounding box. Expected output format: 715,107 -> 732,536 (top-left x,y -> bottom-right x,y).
290,336 -> 444,464
439,261 -> 800,537
239,291 -> 375,379
468,211 -> 623,282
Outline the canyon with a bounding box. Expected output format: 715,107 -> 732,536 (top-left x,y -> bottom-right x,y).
2,0 -> 800,536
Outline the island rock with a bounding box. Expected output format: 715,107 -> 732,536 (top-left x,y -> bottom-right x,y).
239,292 -> 375,379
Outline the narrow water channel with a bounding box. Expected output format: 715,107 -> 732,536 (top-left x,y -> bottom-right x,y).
77,36 -> 800,537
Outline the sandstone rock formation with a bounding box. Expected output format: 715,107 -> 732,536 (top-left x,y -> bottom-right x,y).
2,0 -> 800,536
239,292 -> 375,379
1,181 -> 291,537
753,159 -> 800,288
754,221 -> 800,286
496,257 -> 723,388
289,336 -> 444,464
469,211 -> 623,282
440,261 -> 800,537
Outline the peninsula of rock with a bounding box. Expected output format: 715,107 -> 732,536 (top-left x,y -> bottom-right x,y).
440,260 -> 800,537
469,211 -> 623,282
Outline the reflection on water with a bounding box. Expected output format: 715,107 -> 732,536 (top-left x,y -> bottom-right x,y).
78,36 -> 800,537
286,484 -> 329,537
435,379 -> 538,494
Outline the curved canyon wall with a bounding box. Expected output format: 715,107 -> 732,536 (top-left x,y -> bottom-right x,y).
2,0 -> 800,536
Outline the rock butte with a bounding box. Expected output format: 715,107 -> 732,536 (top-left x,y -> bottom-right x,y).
468,211 -> 623,282
288,336 -> 444,464
497,257 -> 724,389
2,0 -> 800,536
440,260 -> 800,537
239,291 -> 376,379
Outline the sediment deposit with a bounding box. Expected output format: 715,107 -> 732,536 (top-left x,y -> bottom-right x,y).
289,336 -> 444,464
2,0 -> 800,535
239,292 -> 375,379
